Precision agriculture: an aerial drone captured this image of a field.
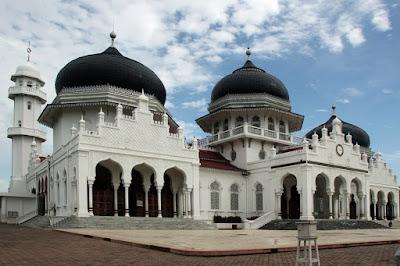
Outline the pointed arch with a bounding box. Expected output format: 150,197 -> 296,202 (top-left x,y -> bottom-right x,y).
210,180 -> 221,210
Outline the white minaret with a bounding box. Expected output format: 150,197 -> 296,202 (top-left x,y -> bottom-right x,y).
7,47 -> 47,193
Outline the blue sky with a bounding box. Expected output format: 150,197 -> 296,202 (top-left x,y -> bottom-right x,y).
0,0 -> 399,191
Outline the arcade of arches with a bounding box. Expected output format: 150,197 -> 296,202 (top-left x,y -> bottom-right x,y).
88,163 -> 193,218
277,174 -> 398,220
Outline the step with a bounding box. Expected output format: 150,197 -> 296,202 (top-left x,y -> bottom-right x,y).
260,219 -> 388,230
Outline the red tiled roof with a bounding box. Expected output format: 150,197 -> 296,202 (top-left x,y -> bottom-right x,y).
199,150 -> 246,173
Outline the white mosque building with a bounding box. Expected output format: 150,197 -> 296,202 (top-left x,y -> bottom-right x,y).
0,33 -> 398,228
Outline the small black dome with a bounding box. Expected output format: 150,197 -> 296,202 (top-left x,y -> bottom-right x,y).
55,46 -> 166,105
305,115 -> 370,148
211,59 -> 289,102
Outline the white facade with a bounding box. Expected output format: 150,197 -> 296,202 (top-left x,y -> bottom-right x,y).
1,41 -> 399,227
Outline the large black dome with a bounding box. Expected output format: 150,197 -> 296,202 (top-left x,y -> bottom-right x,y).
211,59 -> 289,102
305,115 -> 370,148
55,46 -> 166,105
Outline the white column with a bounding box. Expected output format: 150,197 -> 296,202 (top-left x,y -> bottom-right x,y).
144,184 -> 150,218
88,180 -> 94,216
328,192 -> 333,219
345,193 -> 350,219
187,188 -> 192,218
383,200 -> 387,220
359,194 -> 365,220
157,186 -> 163,218
113,182 -> 119,216
173,190 -> 177,218
182,188 -> 187,218
276,192 -> 282,219
124,183 -> 130,217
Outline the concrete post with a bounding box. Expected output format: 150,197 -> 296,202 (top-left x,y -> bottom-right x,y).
187,188 -> 192,218
113,182 -> 119,216
328,192 -> 333,219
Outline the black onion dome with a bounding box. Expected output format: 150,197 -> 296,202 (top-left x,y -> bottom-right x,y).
305,115 -> 370,147
55,46 -> 166,105
211,59 -> 289,102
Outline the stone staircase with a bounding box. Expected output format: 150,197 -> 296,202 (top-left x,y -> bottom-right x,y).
21,216 -> 50,229
260,219 -> 388,230
372,220 -> 400,228
54,216 -> 216,230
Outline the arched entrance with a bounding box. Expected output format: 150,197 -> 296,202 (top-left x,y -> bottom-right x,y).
314,175 -> 329,219
148,175 -> 158,217
281,175 -> 300,219
377,191 -> 384,220
333,176 -> 346,219
93,164 -> 114,216
349,179 -> 362,219
387,192 -> 394,221
161,174 -> 173,217
38,179 -> 46,216
129,169 -> 145,217
350,194 -> 357,219
370,190 -> 375,220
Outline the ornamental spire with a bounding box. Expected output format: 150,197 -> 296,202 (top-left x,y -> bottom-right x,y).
27,41 -> 32,62
110,31 -> 116,47
246,47 -> 251,60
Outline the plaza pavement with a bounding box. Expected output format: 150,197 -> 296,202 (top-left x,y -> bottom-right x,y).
0,224 -> 399,265
58,227 -> 400,256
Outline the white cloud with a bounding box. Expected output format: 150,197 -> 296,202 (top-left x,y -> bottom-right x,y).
342,87 -> 363,97
372,9 -> 391,31
337,99 -> 350,104
182,98 -> 208,111
316,109 -> 329,112
165,101 -> 175,109
382,89 -> 393,94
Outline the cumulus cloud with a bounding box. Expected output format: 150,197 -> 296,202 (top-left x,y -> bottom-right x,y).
337,99 -> 350,104
382,89 -> 393,94
342,87 -> 364,97
182,98 -> 208,111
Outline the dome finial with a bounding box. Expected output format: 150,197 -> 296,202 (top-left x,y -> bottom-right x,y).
27,41 -> 32,62
246,47 -> 251,60
110,30 -> 117,47
332,104 -> 336,115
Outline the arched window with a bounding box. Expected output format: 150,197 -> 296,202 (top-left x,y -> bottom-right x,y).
18,80 -> 23,86
235,116 -> 244,127
223,118 -> 229,131
18,120 -> 22,127
251,116 -> 260,127
214,122 -> 219,134
230,184 -> 239,210
56,175 -> 60,206
210,181 -> 220,210
256,183 -> 263,211
27,101 -> 31,110
268,118 -> 275,131
27,81 -> 32,87
279,120 -> 285,133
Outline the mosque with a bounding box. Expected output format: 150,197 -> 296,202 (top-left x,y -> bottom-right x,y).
0,32 -> 398,228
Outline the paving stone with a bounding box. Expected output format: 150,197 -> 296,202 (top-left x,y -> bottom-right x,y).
1,224 -> 399,265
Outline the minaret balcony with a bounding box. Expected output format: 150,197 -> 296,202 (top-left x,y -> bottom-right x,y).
8,86 -> 47,103
198,124 -> 303,146
7,127 -> 46,142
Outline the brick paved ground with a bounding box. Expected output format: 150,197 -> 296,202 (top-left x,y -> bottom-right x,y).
0,224 -> 398,266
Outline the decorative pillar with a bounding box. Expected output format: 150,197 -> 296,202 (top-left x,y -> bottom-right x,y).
383,200 -> 387,220
144,184 -> 150,218
359,194 -> 365,219
157,186 -> 163,218
124,183 -> 130,217
328,192 -> 333,219
299,189 -> 303,217
187,188 -> 192,218
345,193 -> 350,219
276,191 -> 282,219
172,190 -> 177,218
88,180 -> 94,216
113,182 -> 119,216
182,188 -> 187,218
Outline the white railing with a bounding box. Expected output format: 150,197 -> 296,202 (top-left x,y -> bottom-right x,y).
104,121 -> 117,127
9,86 -> 47,101
244,210 -> 275,230
220,130 -> 230,139
232,125 -> 244,135
7,127 -> 46,140
197,124 -> 303,147
248,125 -> 262,135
